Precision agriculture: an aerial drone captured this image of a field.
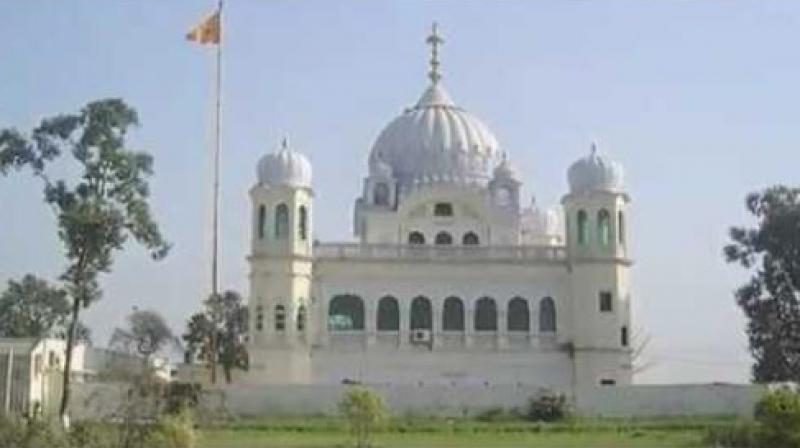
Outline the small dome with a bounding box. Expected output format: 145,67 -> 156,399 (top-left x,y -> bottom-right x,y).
567,142 -> 623,194
368,82 -> 499,186
257,138 -> 312,188
492,153 -> 518,181
521,201 -> 563,245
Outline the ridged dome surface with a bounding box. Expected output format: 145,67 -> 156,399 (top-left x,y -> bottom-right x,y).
567,143 -> 623,194
257,140 -> 312,188
368,82 -> 499,186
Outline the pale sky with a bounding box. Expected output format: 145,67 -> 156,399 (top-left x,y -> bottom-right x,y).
3,0 -> 798,384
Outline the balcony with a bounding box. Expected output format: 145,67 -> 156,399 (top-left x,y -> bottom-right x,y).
314,243 -> 567,263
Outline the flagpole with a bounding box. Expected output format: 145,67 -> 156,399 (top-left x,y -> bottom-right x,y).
211,0 -> 222,300
210,0 -> 223,385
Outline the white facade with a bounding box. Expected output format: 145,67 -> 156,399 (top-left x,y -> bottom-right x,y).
247,27 -> 633,391
0,338 -> 172,416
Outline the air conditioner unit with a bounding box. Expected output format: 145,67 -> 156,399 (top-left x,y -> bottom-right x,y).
411,329 -> 432,344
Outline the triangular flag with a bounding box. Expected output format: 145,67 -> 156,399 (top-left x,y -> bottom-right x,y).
186,11 -> 220,45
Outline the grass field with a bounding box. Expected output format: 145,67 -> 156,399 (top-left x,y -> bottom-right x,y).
195,416 -> 718,448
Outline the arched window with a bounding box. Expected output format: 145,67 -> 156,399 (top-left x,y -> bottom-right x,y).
442,297 -> 464,331
435,232 -> 453,245
328,295 -> 365,331
618,211 -> 625,244
275,203 -> 289,239
539,297 -> 556,333
255,305 -> 264,331
257,205 -> 266,239
377,296 -> 399,331
577,210 -> 588,245
597,209 -> 611,247
408,231 -> 425,245
298,205 -> 308,240
507,297 -> 530,332
621,326 -> 629,347
410,296 -> 432,330
374,183 -> 390,206
475,297 -> 497,331
462,232 -> 479,246
297,305 -> 306,332
275,304 -> 286,331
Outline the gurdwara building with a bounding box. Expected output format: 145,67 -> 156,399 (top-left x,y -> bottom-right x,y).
246,26 -> 633,389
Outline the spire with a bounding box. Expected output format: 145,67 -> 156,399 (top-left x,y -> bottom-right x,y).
426,22 -> 444,84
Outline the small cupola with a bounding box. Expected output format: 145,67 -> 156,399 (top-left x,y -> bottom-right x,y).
257,137 -> 312,189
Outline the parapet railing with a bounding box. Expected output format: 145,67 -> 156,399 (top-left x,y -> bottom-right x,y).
314,243 -> 567,263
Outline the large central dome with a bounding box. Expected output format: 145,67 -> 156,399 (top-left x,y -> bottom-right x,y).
368,82 -> 500,186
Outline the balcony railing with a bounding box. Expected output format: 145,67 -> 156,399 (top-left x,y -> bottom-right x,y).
314,243 -> 567,263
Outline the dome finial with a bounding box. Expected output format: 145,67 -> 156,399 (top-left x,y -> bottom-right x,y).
426,22 -> 444,84
590,139 -> 598,156
281,135 -> 290,151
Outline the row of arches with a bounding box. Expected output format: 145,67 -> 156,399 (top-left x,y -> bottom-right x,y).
408,231 -> 480,246
328,295 -> 556,333
254,303 -> 307,332
576,208 -> 624,247
257,203 -> 308,241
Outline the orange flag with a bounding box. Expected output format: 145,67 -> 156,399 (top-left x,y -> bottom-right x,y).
186,11 -> 220,45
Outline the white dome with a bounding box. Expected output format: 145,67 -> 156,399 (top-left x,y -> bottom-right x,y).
521,201 -> 563,245
567,142 -> 623,194
257,138 -> 312,188
368,82 -> 499,186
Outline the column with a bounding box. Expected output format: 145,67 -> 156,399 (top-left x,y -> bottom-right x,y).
366,298 -> 376,348
432,302 -> 442,349
399,299 -> 409,348
497,307 -> 508,349
464,306 -> 474,349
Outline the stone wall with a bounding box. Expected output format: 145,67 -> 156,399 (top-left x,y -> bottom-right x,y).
69,382 -> 764,420
201,383 -> 763,418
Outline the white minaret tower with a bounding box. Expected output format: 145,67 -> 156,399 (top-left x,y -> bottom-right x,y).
248,137 -> 313,383
562,141 -> 633,387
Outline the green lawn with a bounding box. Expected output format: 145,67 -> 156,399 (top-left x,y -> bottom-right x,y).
196,417 -> 715,448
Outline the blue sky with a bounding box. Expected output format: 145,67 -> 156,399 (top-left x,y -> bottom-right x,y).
3,0 -> 799,383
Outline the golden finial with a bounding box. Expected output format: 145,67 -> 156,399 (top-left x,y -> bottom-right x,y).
426,22 -> 444,84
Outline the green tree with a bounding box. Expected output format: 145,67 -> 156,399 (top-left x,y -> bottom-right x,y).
725,186 -> 800,382
1,274 -> 65,337
183,290 -> 248,384
0,98 -> 170,423
110,308 -> 179,361
338,386 -> 386,448
0,274 -> 91,344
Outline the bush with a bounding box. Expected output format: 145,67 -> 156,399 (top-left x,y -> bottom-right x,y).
524,393 -> 570,422
704,420 -> 758,448
755,388 -> 800,448
339,385 -> 387,448
0,416 -> 69,448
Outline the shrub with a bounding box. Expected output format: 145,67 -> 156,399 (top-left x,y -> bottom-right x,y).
0,416 -> 69,448
338,385 -> 387,448
524,393 -> 570,422
704,420 -> 758,448
149,409 -> 197,448
755,388 -> 800,448
163,383 -> 201,415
